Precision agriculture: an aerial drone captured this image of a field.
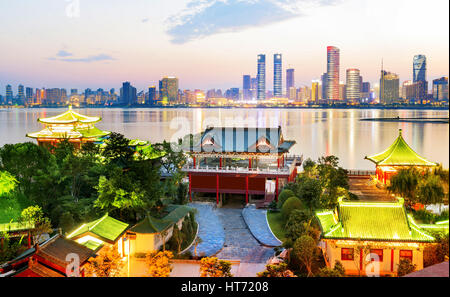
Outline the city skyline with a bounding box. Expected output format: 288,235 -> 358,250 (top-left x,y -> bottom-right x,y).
0,0 -> 448,93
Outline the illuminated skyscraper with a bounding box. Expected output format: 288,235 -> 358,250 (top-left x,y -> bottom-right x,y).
5,85 -> 13,104
346,69 -> 361,103
243,75 -> 251,100
257,54 -> 266,100
413,55 -> 427,83
380,71 -> 399,104
311,81 -> 320,103
321,73 -> 328,100
326,46 -> 340,100
148,86 -> 157,105
286,68 -> 295,97
273,54 -> 282,97
433,77 -> 448,101
120,82 -> 137,106
17,85 -> 25,104
159,77 -> 179,103
26,87 -> 33,105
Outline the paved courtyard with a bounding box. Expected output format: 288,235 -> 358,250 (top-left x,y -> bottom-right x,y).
242,205 -> 282,247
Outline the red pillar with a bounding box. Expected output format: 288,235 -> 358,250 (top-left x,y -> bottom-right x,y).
245,176 -> 249,204
28,232 -> 31,248
193,156 -> 196,167
220,158 -> 222,168
277,158 -> 280,168
360,248 -> 363,272
391,249 -> 394,272
189,173 -> 192,202
249,158 -> 252,169
216,174 -> 219,205
275,177 -> 279,202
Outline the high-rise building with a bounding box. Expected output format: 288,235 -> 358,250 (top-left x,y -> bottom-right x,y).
288,87 -> 296,101
321,73 -> 328,101
413,55 -> 427,83
159,77 -> 179,103
17,85 -> 25,104
243,75 -> 251,100
148,86 -> 157,105
380,71 -> 400,104
273,54 -> 282,97
286,69 -> 295,97
5,85 -> 13,104
120,82 -> 137,106
25,87 -> 33,105
433,77 -> 448,101
339,83 -> 346,102
257,54 -> 266,100
311,81 -> 320,103
326,46 -> 340,100
361,82 -> 371,101
346,69 -> 361,103
250,77 -> 257,100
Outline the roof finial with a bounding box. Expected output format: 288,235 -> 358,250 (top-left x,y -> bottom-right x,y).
399,129 -> 403,136
69,105 -> 72,110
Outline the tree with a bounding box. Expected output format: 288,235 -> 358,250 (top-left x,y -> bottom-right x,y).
397,258 -> 416,277
20,206 -> 52,246
296,176 -> 323,210
0,232 -> 26,263
417,174 -> 445,207
199,257 -> 233,277
193,237 -> 203,258
101,132 -> 135,166
317,261 -> 346,277
0,170 -> 17,197
293,235 -> 318,277
316,156 -> 349,209
146,251 -> 173,277
277,189 -> 295,209
284,210 -> 321,248
84,245 -> 124,277
281,197 -> 304,221
388,168 -> 420,206
257,263 -> 296,277
302,158 -> 318,178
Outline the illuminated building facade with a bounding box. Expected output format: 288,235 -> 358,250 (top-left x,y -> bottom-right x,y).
346,69 -> 361,103
286,68 -> 295,97
159,77 -> 179,103
326,46 -> 340,100
257,54 -> 266,100
380,71 -> 400,104
273,54 -> 282,97
433,77 -> 448,101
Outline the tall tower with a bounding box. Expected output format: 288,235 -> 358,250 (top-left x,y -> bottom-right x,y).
257,54 -> 266,100
413,55 -> 426,83
243,75 -> 251,100
286,68 -> 295,97
346,69 -> 361,103
273,54 -> 282,97
326,46 -> 340,101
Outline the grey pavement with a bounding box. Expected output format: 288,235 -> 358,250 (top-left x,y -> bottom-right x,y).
242,205 -> 282,247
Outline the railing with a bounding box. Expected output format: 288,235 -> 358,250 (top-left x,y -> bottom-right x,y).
183,165 -> 292,175
347,169 -> 376,176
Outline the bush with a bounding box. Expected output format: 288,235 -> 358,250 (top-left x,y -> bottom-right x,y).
397,259 -> 417,277
281,197 -> 304,221
277,190 -> 295,209
413,209 -> 449,224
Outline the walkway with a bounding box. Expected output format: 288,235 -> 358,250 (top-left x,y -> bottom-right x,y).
349,177 -> 396,202
242,205 -> 282,247
187,203 -> 225,257
215,208 -> 274,264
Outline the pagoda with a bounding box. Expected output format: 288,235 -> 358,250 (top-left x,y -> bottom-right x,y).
183,126 -> 302,207
365,129 -> 437,184
26,106 -> 110,149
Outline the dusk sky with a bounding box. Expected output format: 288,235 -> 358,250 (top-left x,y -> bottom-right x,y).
0,0 -> 448,94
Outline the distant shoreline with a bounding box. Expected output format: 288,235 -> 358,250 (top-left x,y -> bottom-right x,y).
361,117 -> 449,124
1,105 -> 449,111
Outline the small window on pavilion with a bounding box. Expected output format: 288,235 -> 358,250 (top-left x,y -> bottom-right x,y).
369,249 -> 384,262
341,248 -> 354,261
202,137 -> 214,146
399,250 -> 413,262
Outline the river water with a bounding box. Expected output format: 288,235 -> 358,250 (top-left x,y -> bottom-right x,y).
0,108 -> 448,170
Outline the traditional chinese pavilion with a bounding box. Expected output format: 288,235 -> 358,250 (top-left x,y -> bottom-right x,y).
183,126 -> 301,206
26,106 -> 110,149
365,129 -> 437,185
316,198 -> 449,276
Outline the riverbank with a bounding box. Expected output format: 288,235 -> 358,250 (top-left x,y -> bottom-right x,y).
361,117 -> 449,124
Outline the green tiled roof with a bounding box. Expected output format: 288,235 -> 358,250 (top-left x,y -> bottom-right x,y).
365,129 -> 437,166
316,198 -> 436,242
80,240 -> 104,251
67,214 -> 129,244
38,106 -> 101,124
130,205 -> 194,234
27,126 -> 110,140
0,221 -> 34,233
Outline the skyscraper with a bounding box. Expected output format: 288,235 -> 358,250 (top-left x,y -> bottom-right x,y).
120,82 -> 137,106
243,75 -> 251,100
286,68 -> 295,97
5,85 -> 13,104
321,73 -> 328,101
380,71 -> 400,104
17,85 -> 25,104
159,77 -> 179,103
148,86 -> 157,105
433,77 -> 448,101
346,69 -> 361,103
326,46 -> 340,100
311,81 -> 320,103
257,54 -> 266,100
26,87 -> 33,105
413,55 -> 427,83
273,54 -> 282,97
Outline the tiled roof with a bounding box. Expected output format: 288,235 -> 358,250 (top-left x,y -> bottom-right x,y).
67,214 -> 129,244
316,198 -> 437,242
365,129 -> 437,166
39,235 -> 95,266
130,205 -> 194,234
188,126 -> 295,154
38,106 -> 101,124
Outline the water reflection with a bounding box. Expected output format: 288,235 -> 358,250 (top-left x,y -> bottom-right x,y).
0,108 -> 448,170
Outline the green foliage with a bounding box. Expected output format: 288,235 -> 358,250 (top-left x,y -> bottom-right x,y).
284,210 -> 321,247
101,132 -> 135,166
412,209 -> 449,224
257,262 -> 296,277
293,235 -> 319,277
317,261 -> 346,277
295,176 -> 323,210
397,258 -> 417,276
281,197 -> 304,221
0,232 -> 26,263
423,233 -> 449,267
0,192 -> 32,224
277,189 -> 295,209
417,174 -> 445,206
0,170 -> 17,197
20,205 -> 52,245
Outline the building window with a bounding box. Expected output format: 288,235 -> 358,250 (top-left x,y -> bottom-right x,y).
370,249 -> 384,262
400,250 -> 413,262
341,248 -> 354,261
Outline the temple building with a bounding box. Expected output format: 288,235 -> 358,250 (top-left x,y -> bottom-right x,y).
66,214 -> 129,256
183,126 -> 301,207
316,198 -> 449,276
26,106 -> 110,149
365,129 -> 437,185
